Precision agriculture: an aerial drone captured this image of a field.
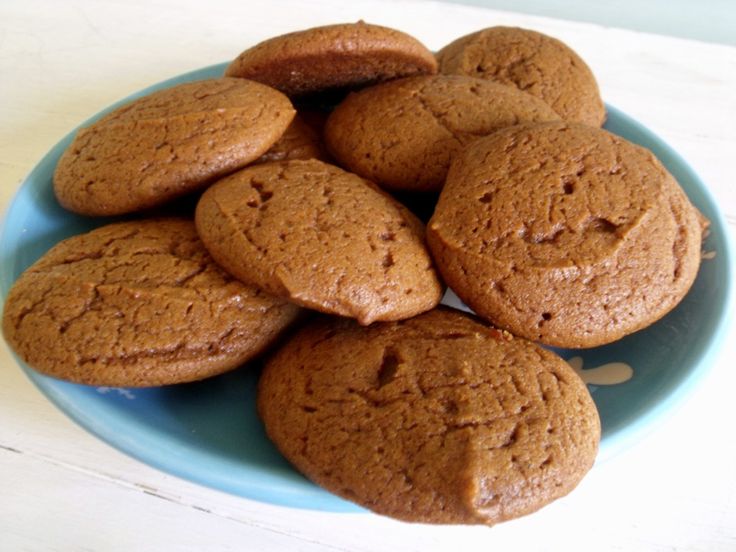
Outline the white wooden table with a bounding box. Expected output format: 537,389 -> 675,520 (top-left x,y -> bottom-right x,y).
2,1 -> 735,550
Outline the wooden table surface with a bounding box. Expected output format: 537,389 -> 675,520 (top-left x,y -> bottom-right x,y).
2,1 -> 735,550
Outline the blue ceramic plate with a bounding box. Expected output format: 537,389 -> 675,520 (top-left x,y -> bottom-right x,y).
1,64 -> 733,512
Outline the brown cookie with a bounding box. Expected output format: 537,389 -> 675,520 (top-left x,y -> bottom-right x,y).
1,219 -> 300,387
253,113 -> 328,165
325,75 -> 560,192
437,27 -> 605,127
195,159 -> 443,325
258,308 -> 601,525
224,21 -> 437,97
427,122 -> 702,348
54,78 -> 295,216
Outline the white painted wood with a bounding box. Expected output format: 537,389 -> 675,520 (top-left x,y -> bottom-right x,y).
1,0 -> 735,550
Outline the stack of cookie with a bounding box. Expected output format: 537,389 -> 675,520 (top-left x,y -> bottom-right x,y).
2,21 -> 704,525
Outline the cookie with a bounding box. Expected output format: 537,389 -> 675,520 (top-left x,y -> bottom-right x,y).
258,308 -> 601,525
427,122 -> 702,348
1,219 -> 300,387
54,78 -> 295,216
195,159 -> 442,325
224,21 -> 437,97
437,27 -> 605,127
253,113 -> 328,165
325,75 -> 560,192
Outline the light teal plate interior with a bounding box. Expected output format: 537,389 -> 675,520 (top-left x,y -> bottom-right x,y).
1,63 -> 733,512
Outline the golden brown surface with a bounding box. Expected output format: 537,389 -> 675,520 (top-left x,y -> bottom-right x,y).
225,21 -> 437,97
428,122 -> 702,348
254,114 -> 328,164
2,219 -> 301,386
54,78 -> 295,216
437,27 -> 605,126
325,75 -> 560,192
258,308 -> 600,525
195,159 -> 443,325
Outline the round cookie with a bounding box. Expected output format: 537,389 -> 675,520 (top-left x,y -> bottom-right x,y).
224,21 -> 437,97
258,308 -> 601,525
1,219 -> 301,387
427,122 -> 702,348
54,78 -> 295,216
253,113 -> 328,165
325,75 -> 560,192
195,159 -> 442,325
437,27 -> 605,127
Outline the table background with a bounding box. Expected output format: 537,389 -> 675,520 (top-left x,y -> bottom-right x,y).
2,1 -> 735,550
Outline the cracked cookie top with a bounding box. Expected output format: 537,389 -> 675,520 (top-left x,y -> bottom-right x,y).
437,26 -> 606,127
53,78 -> 295,216
324,75 -> 560,192
195,159 -> 443,325
427,122 -> 702,348
1,218 -> 301,386
257,308 -> 600,525
224,21 -> 437,97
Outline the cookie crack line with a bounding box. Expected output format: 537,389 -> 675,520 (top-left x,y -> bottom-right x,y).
9,283 -> 57,329
57,285 -> 102,335
413,91 -> 462,141
75,326 -> 241,367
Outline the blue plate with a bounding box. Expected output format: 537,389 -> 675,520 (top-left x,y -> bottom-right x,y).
1,63 -> 733,512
